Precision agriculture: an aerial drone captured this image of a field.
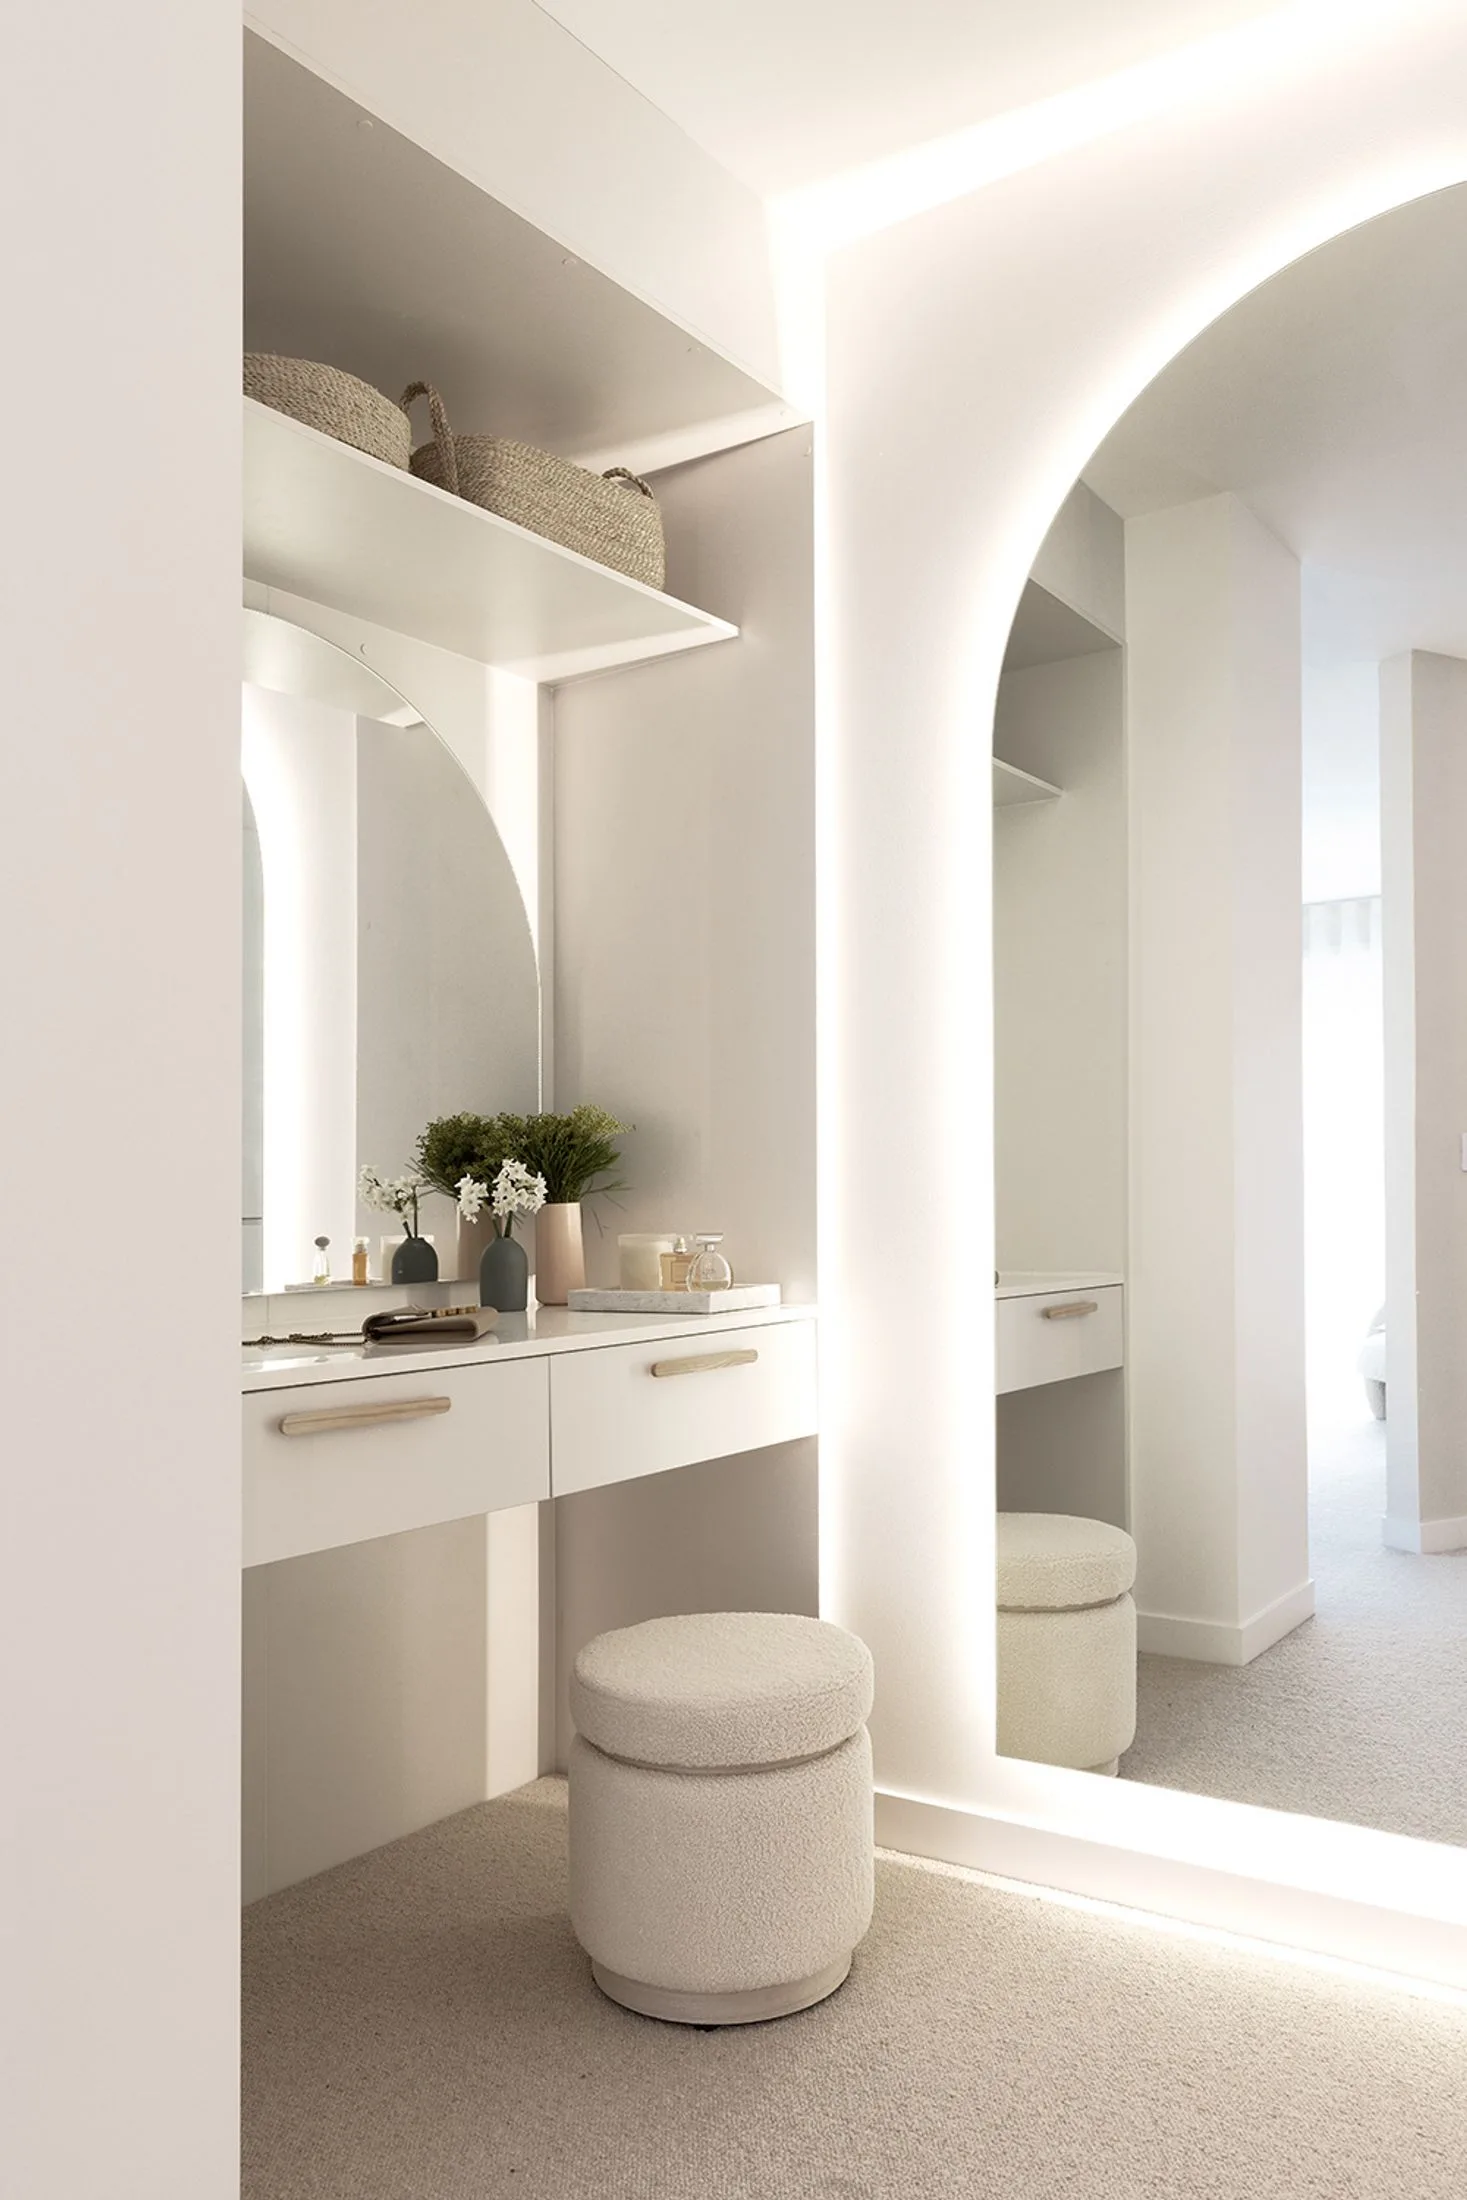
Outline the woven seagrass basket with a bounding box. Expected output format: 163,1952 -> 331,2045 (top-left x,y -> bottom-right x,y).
245,355 -> 410,470
400,382 -> 665,589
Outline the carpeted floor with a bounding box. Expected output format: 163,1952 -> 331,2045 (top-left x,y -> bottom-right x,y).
1123,1413 -> 1467,1843
243,1778 -> 1467,2199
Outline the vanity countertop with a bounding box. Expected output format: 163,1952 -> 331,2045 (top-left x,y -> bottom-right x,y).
243,1300 -> 817,1393
995,1272 -> 1124,1300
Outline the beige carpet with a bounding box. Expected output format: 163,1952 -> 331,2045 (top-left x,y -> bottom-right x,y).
1123,1415 -> 1467,1843
244,1779 -> 1467,2199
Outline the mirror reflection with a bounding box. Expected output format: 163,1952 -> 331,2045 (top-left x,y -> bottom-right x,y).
241,610 -> 539,1293
994,185 -> 1467,1846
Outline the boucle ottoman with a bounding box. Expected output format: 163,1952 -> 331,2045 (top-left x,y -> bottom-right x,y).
567,1611 -> 875,2025
997,1512 -> 1137,1775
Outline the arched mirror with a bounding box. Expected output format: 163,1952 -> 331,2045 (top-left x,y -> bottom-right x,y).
993,184 -> 1467,1848
241,610 -> 539,1293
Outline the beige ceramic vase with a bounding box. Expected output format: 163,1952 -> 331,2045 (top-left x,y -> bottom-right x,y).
535,1203 -> 586,1305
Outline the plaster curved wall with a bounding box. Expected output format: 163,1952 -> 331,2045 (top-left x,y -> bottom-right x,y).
820,5 -> 1467,1968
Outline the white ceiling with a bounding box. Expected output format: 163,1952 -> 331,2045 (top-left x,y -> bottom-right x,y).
1084,183 -> 1467,668
533,0 -> 1283,194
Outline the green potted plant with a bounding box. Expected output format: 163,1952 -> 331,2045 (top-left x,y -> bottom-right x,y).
417,1112 -> 519,1282
510,1105 -> 627,1304
417,1104 -> 627,1306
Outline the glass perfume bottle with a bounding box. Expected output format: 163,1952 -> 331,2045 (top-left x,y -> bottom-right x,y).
312,1235 -> 332,1285
686,1234 -> 732,1292
352,1236 -> 370,1286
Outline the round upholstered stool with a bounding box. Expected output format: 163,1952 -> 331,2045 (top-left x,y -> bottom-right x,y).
996,1513 -> 1137,1774
567,1611 -> 875,2026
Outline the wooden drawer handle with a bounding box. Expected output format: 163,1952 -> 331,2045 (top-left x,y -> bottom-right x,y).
649,1349 -> 759,1380
1040,1301 -> 1099,1321
278,1396 -> 453,1437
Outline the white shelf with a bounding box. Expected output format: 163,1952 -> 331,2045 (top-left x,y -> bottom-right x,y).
993,757 -> 1062,807
243,399 -> 738,682
1003,579 -> 1122,671
244,30 -> 795,475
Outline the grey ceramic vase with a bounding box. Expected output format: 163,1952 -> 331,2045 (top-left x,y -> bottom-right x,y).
391,1233 -> 439,1285
480,1230 -> 529,1313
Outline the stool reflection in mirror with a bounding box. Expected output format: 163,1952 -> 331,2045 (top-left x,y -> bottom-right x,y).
996,1513 -> 1137,1775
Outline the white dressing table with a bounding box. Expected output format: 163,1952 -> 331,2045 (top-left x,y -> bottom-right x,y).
243,1303 -> 818,1568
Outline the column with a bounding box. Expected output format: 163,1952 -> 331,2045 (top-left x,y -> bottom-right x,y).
1127,493 -> 1312,1662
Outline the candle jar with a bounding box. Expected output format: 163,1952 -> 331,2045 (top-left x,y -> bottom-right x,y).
619,1232 -> 676,1290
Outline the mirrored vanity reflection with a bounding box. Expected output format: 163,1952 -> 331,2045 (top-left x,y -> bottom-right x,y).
241,611 -> 539,1295
994,183 -> 1467,1853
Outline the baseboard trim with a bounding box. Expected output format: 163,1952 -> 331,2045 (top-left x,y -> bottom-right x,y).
1383,1513 -> 1467,1555
873,1792 -> 1467,1991
1136,1579 -> 1315,1666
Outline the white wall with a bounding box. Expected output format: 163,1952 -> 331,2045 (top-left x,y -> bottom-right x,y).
0,4 -> 241,2192
1303,645 -> 1382,903
1380,650 -> 1467,1553
549,427 -> 818,1749
1302,896 -> 1385,1422
993,647 -> 1127,1275
1031,481 -> 1126,640
242,1523 -> 488,1900
245,0 -> 782,391
1126,493 -> 1309,1663
552,429 -> 817,1299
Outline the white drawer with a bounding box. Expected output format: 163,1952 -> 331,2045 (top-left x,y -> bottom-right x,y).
244,1357 -> 549,1566
996,1286 -> 1123,1395
549,1322 -> 819,1497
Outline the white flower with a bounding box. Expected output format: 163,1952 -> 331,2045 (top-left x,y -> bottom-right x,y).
358,1164 -> 427,1219
456,1175 -> 488,1222
492,1159 -> 547,1223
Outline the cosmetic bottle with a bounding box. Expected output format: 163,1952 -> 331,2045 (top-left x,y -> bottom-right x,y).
352,1236 -> 370,1286
659,1235 -> 694,1291
312,1235 -> 332,1285
687,1234 -> 733,1291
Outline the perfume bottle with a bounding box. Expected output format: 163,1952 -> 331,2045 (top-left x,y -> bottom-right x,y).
686,1234 -> 732,1292
312,1235 -> 332,1285
659,1236 -> 694,1291
352,1236 -> 370,1286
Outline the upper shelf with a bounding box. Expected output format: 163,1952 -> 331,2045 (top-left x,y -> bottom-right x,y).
993,757 -> 1062,807
244,29 -> 794,475
243,399 -> 738,682
1003,579 -> 1121,672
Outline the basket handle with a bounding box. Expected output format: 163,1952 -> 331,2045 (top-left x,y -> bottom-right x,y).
603,464 -> 656,501
399,381 -> 459,497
